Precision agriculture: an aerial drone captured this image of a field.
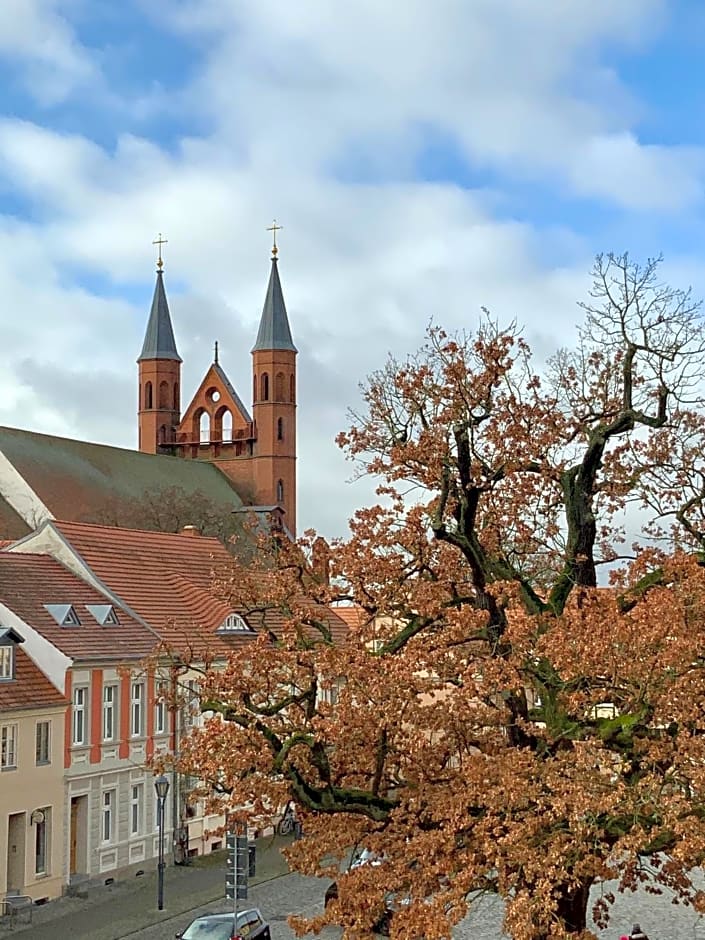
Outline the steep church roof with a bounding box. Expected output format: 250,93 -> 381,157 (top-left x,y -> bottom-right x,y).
138,269 -> 182,362
252,257 -> 297,353
0,426 -> 246,539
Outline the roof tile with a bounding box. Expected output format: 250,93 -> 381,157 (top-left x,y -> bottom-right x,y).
0,646 -> 67,711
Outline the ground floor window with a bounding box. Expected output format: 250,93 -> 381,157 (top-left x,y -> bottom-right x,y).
130,783 -> 143,835
102,790 -> 115,843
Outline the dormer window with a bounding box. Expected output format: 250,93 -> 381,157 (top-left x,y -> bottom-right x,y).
85,605 -> 119,625
0,645 -> 13,680
0,628 -> 22,680
216,613 -> 251,634
44,604 -> 82,626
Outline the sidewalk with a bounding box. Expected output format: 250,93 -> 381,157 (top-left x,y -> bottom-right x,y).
0,832 -> 293,940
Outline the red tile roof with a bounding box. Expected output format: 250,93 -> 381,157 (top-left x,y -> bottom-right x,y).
50,520 -> 238,653
330,603 -> 367,631
48,521 -> 348,653
0,554 -> 157,661
0,646 -> 67,711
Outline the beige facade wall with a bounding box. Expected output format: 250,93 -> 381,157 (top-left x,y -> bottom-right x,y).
0,706 -> 65,901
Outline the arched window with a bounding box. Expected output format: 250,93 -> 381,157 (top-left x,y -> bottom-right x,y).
158,425 -> 167,445
289,374 -> 295,403
173,382 -> 179,411
276,479 -> 284,503
222,410 -> 233,442
144,382 -> 153,410
159,381 -> 169,409
277,417 -> 283,441
200,412 -> 210,443
253,374 -> 257,403
261,373 -> 269,401
275,372 -> 285,401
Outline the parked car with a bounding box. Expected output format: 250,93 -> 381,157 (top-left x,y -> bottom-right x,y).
175,909 -> 271,940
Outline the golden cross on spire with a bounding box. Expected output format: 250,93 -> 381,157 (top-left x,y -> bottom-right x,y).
152,233 -> 168,270
266,220 -> 283,258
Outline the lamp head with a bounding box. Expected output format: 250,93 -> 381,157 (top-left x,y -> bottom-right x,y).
154,774 -> 170,800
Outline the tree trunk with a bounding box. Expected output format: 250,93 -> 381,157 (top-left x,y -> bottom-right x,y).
554,879 -> 591,935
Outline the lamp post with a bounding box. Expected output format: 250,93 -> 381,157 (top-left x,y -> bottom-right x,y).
154,774 -> 170,911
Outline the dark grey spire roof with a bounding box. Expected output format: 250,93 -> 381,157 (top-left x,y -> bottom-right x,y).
252,258 -> 297,353
138,270 -> 182,362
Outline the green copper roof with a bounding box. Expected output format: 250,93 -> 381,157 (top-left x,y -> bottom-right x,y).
138,270 -> 182,362
0,426 -> 245,536
252,258 -> 297,353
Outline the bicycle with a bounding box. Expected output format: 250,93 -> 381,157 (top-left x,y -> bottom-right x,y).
277,801 -> 295,835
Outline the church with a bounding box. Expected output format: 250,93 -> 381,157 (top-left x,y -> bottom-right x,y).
0,231 -> 298,541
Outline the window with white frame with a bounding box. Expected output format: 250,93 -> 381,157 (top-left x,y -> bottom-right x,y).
130,783 -> 143,835
34,808 -> 49,874
0,645 -> 13,679
1,723 -> 17,769
72,687 -> 87,745
184,679 -> 200,729
216,613 -> 251,634
103,684 -> 117,741
155,680 -> 168,735
102,789 -> 115,843
35,720 -> 50,765
131,681 -> 144,737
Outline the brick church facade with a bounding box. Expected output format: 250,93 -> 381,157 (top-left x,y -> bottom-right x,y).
137,240 -> 298,535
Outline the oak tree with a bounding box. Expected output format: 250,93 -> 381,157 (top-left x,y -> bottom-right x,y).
176,255 -> 705,939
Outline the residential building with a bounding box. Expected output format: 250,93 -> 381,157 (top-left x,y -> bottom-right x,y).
8,520 -> 346,862
0,626 -> 66,902
0,553 -> 170,888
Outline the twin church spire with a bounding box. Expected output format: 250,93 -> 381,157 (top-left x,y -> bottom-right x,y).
137,227 -> 298,534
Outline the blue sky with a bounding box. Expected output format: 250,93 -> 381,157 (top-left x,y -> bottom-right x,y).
0,0 -> 704,538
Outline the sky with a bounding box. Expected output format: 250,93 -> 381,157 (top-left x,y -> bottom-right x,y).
1,0 -> 705,540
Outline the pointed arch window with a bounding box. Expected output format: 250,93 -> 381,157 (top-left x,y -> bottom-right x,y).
276,479 -> 284,503
173,382 -> 179,411
261,373 -> 269,401
253,374 -> 257,403
277,417 -> 284,441
289,374 -> 295,403
158,425 -> 167,445
159,381 -> 169,409
144,382 -> 153,410
222,409 -> 233,442
275,372 -> 285,401
200,412 -> 211,443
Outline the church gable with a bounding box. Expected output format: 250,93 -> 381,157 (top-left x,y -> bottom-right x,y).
178,360 -> 252,448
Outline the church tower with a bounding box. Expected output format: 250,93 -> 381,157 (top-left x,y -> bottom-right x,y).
137,239 -> 182,454
251,229 -> 297,534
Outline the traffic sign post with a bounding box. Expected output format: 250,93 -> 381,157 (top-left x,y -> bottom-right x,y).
225,830 -> 249,927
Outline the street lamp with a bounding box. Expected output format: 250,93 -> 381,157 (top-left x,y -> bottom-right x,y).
154,774 -> 170,911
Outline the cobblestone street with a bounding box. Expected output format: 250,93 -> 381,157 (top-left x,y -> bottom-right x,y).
4,832 -> 705,939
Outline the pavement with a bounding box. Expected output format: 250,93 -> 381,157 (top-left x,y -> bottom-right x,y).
0,832 -> 294,940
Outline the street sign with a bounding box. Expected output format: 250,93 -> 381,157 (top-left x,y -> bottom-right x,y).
225,833 -> 249,901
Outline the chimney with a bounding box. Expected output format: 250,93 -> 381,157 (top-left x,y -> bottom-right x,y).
181,525 -> 201,537
312,536 -> 330,585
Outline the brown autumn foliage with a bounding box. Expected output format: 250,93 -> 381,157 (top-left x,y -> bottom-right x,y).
174,254 -> 705,939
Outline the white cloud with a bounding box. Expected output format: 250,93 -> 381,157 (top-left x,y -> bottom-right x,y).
0,1 -> 702,538
0,0 -> 96,105
163,0 -> 695,209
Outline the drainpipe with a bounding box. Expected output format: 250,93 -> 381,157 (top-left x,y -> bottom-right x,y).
171,665 -> 180,863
